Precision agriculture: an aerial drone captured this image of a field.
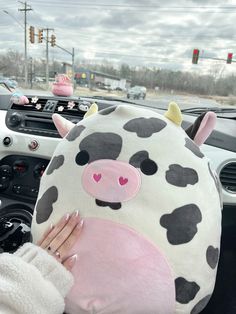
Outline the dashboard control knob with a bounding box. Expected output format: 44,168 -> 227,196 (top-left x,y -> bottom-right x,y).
0,178 -> 10,190
28,139 -> 39,151
3,136 -> 12,146
9,112 -> 22,127
12,185 -> 22,194
34,163 -> 47,179
13,160 -> 28,176
0,165 -> 12,178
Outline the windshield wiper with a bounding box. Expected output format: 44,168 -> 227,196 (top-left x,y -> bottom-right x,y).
181,107 -> 236,114
80,95 -> 138,104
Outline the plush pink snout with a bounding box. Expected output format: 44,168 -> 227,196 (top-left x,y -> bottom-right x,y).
82,160 -> 141,203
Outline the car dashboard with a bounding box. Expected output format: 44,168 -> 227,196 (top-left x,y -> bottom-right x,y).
0,93 -> 235,313
1,94 -> 235,205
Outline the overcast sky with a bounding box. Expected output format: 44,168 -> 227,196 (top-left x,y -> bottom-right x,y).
1,0 -> 236,75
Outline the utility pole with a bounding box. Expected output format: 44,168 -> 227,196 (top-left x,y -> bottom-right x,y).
72,47 -> 75,87
29,57 -> 33,88
43,28 -> 54,86
18,1 -> 32,86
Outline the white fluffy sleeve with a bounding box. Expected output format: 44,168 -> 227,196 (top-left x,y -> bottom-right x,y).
0,242 -> 74,314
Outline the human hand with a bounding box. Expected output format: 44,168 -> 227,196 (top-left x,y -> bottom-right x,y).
37,211 -> 83,271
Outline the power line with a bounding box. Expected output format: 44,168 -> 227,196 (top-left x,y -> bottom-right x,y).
58,30 -> 235,40
48,44 -> 186,62
76,48 -> 184,61
26,2 -> 236,9
8,14 -> 235,43
29,2 -> 236,13
52,32 -> 236,49
2,10 -> 24,28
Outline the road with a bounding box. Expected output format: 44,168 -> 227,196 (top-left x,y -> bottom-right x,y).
124,94 -> 221,110
20,88 -> 221,110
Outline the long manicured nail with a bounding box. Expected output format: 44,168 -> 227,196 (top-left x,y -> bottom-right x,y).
73,210 -> 79,217
49,223 -> 54,230
43,223 -> 54,237
68,254 -> 78,268
77,219 -> 84,229
64,213 -> 70,221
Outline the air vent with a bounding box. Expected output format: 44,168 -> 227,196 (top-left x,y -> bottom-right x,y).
11,97 -> 89,118
219,162 -> 236,193
11,98 -> 48,112
55,100 -> 86,117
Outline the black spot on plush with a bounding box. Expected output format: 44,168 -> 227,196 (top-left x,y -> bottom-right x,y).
206,246 -> 219,269
46,155 -> 64,175
99,106 -> 117,115
129,150 -> 149,168
36,186 -> 58,224
175,277 -> 200,304
124,117 -> 167,138
66,125 -> 85,141
191,295 -> 211,314
185,138 -> 204,158
79,132 -> 122,162
166,164 -> 198,187
160,204 -> 202,244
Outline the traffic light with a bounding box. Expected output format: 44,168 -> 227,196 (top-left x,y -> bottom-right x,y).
192,49 -> 200,64
38,29 -> 43,43
29,26 -> 35,43
51,34 -> 56,47
227,52 -> 233,64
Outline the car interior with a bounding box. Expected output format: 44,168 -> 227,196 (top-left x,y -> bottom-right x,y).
0,89 -> 235,313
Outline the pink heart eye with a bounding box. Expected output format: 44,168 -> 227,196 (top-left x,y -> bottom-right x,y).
119,177 -> 128,186
93,173 -> 102,182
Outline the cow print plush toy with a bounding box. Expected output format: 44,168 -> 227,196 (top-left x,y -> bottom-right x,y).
31,103 -> 222,314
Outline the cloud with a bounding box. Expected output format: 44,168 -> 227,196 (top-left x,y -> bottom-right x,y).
0,0 -> 235,75
100,10 -> 144,29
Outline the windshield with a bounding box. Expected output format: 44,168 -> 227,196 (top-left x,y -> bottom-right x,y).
0,84 -> 12,94
1,0 -> 236,110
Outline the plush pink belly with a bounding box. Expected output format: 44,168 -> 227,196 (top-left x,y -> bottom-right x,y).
65,218 -> 175,314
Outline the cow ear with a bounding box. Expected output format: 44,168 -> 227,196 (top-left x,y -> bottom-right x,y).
185,111 -> 216,146
84,102 -> 98,119
164,102 -> 183,126
52,113 -> 75,138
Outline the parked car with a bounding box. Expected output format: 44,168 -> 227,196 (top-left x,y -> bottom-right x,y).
127,86 -> 146,99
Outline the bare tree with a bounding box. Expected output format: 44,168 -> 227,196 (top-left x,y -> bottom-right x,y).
0,50 -> 24,79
